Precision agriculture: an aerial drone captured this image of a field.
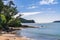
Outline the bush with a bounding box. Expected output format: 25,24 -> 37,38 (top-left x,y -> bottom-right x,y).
8,19 -> 21,27
0,14 -> 6,30
0,14 -> 6,24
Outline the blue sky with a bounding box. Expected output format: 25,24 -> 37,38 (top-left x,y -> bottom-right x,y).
4,0 -> 60,23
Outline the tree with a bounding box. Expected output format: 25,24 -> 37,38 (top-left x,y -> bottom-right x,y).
0,0 -> 22,32
0,14 -> 6,29
0,0 -> 4,13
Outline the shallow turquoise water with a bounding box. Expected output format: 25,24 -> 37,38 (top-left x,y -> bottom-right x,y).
18,23 -> 60,40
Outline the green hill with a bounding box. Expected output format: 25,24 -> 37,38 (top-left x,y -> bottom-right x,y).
20,18 -> 35,23
53,21 -> 60,23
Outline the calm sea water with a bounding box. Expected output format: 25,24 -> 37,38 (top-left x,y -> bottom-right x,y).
17,23 -> 60,40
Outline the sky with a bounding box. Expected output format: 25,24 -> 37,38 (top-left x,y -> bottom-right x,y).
4,0 -> 60,23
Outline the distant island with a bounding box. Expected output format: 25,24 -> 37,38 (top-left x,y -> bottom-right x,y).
20,18 -> 35,23
53,21 -> 60,23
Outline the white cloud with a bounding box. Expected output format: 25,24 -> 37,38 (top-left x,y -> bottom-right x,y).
3,1 -> 8,5
39,0 -> 58,5
9,0 -> 14,1
27,6 -> 37,9
3,0 -> 14,5
14,12 -> 41,18
3,0 -> 14,1
20,12 -> 41,16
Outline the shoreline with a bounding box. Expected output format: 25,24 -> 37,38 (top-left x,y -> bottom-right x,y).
0,33 -> 32,40
0,26 -> 34,40
0,25 -> 37,40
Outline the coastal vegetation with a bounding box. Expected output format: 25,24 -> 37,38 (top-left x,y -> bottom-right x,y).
0,0 -> 22,31
0,0 -> 35,32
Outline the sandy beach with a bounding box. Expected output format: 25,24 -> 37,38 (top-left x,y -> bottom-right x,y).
0,34 -> 31,40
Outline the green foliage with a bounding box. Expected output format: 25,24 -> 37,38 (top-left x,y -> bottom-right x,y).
0,14 -> 6,24
8,19 -> 21,27
0,0 -> 22,31
0,14 -> 6,30
0,0 -> 3,13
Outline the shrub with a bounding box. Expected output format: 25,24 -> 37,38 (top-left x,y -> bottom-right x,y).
8,19 -> 21,27
0,14 -> 6,24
